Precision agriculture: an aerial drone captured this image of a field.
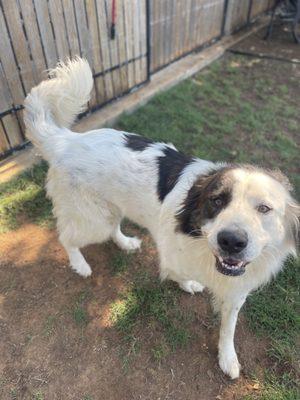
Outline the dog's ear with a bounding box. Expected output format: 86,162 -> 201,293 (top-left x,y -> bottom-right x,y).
266,169 -> 299,254
267,169 -> 294,192
285,197 -> 300,256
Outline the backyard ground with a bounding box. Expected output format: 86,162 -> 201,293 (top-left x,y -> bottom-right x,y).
0,25 -> 299,400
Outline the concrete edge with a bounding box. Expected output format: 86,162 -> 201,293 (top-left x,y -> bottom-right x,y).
0,17 -> 268,184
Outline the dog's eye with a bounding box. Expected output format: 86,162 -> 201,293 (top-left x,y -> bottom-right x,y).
257,204 -> 272,214
211,197 -> 223,207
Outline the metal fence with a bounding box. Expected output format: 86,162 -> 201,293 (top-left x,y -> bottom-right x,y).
0,0 -> 274,159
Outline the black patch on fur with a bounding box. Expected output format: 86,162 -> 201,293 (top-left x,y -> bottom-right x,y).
125,134 -> 154,151
176,167 -> 233,237
157,147 -> 193,202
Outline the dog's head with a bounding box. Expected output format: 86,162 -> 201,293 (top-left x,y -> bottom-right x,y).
177,165 -> 299,276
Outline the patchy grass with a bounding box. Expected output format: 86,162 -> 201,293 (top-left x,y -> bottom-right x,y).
110,251 -> 132,276
110,274 -> 191,366
243,372 -> 299,400
0,160 -> 52,232
244,257 -> 300,397
32,391 -> 44,400
72,290 -> 90,327
43,315 -> 57,337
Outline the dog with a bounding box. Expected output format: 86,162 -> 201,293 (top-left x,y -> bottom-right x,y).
24,58 -> 299,379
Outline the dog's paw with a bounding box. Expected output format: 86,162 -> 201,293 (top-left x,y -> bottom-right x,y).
219,353 -> 241,379
71,260 -> 92,278
179,280 -> 204,295
120,236 -> 142,252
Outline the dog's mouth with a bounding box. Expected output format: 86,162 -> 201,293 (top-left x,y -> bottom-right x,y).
215,255 -> 248,277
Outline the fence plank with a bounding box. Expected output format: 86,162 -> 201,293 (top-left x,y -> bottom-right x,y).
139,0 -> 147,82
0,122 -> 10,153
132,0 -> 142,85
1,114 -> 23,148
73,0 -> 98,107
0,6 -> 25,105
85,0 -> 106,104
18,0 -> 47,82
117,0 -> 129,93
0,62 -> 23,148
96,0 -> 114,100
48,0 -> 70,61
2,0 -> 37,92
34,0 -> 58,69
105,0 -> 122,96
61,0 -> 81,57
124,0 -> 135,88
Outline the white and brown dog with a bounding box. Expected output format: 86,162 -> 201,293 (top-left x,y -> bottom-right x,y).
24,58 -> 299,379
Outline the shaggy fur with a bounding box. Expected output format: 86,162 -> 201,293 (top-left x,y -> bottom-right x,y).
24,58 -> 299,379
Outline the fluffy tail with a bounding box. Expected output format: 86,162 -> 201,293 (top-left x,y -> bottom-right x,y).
24,57 -> 93,160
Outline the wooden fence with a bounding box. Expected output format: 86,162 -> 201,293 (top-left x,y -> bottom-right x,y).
0,0 -> 274,159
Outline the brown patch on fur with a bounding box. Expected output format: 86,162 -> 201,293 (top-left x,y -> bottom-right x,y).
176,167 -> 234,237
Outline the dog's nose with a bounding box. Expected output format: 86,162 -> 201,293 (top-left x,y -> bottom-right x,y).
217,229 -> 248,254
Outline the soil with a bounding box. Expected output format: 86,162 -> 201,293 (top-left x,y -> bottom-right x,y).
232,20 -> 300,61
0,221 -> 270,400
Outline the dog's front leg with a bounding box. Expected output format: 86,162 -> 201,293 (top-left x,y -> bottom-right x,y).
218,297 -> 245,379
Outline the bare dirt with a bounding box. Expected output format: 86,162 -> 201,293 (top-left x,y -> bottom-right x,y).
0,222 -> 270,400
232,20 -> 300,61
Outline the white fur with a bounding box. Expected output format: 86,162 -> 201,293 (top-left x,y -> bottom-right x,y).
24,58 -> 299,379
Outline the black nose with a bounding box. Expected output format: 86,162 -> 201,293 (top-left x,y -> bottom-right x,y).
217,229 -> 248,254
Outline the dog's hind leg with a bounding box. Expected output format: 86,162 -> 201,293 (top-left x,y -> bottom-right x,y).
112,224 -> 142,252
59,214 -> 117,277
63,245 -> 92,277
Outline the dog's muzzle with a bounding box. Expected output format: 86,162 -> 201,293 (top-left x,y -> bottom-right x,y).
215,228 -> 248,276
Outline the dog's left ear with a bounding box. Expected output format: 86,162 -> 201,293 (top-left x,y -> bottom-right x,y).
267,169 -> 293,192
285,197 -> 300,256
268,169 -> 300,254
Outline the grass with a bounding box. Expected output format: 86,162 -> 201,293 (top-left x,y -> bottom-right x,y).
110,250 -> 132,276
0,54 -> 299,397
43,315 -> 57,337
72,290 -> 90,327
0,160 -> 52,232
110,274 -> 191,367
32,392 -> 44,400
243,373 -> 299,400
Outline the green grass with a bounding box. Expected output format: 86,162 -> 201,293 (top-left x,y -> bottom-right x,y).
110,251 -> 132,275
243,373 -> 299,400
43,315 -> 57,337
32,391 -> 44,400
0,160 -> 52,232
72,290 -> 90,327
244,258 -> 300,396
110,274 -> 191,366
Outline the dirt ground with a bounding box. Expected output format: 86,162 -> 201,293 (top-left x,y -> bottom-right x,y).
0,22 -> 299,400
0,222 -> 270,400
232,20 -> 300,61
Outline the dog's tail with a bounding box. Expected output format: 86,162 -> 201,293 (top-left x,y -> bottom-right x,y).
24,57 -> 93,161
